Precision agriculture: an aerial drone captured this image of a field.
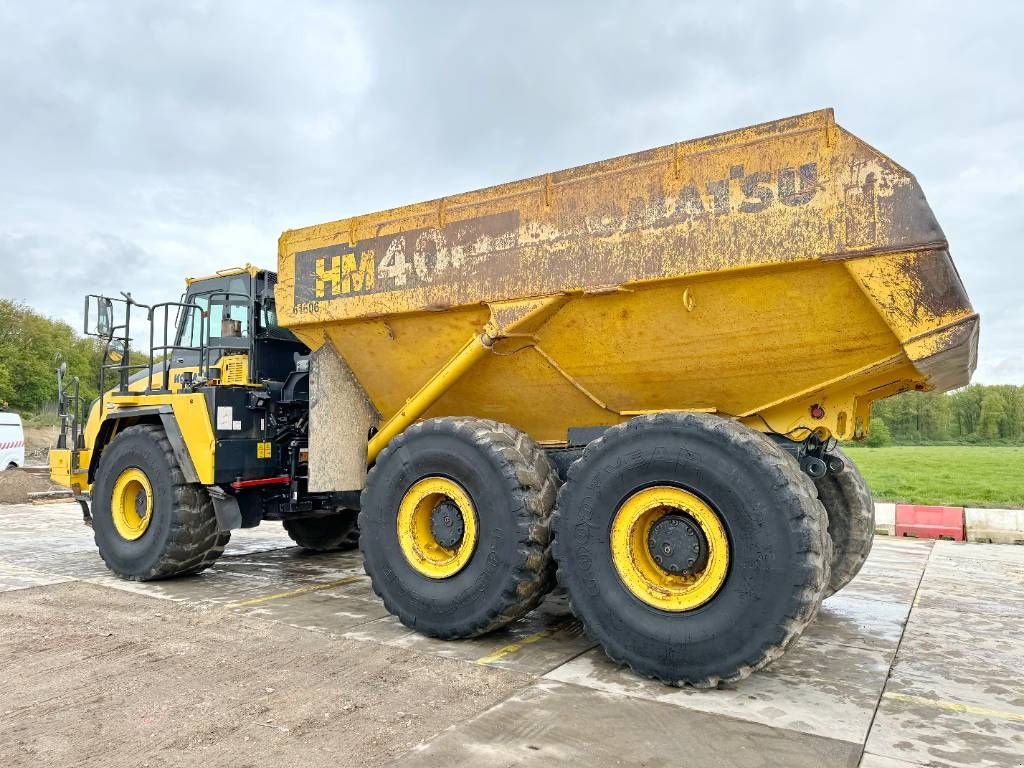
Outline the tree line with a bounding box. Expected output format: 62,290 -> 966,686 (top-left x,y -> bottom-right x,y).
0,299 -> 151,417
1,298 -> 1021,445
868,385 -> 1024,446
0,299 -> 105,415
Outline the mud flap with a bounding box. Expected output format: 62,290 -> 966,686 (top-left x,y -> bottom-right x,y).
76,496 -> 92,527
308,342 -> 379,493
207,486 -> 242,530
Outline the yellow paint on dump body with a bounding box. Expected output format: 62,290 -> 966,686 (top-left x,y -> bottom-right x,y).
366,332 -> 492,463
276,109 -> 978,446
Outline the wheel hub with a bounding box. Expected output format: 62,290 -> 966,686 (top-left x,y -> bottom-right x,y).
610,486 -> 730,612
110,467 -> 153,541
647,514 -> 708,576
430,499 -> 465,550
396,477 -> 479,580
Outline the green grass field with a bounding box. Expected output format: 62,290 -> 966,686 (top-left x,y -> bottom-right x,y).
842,446 -> 1024,509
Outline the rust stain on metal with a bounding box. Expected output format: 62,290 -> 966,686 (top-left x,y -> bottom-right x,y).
275,109 -> 979,444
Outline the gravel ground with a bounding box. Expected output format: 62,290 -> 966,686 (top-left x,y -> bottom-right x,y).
0,582 -> 531,768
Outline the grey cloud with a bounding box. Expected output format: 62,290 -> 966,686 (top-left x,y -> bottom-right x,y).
0,232 -> 149,325
0,0 -> 1020,382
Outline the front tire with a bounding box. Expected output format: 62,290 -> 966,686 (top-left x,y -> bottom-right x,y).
92,424 -> 228,580
359,417 -> 558,639
553,413 -> 830,687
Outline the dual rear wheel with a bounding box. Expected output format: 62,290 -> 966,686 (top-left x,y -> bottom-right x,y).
815,447 -> 874,597
359,413 -> 851,686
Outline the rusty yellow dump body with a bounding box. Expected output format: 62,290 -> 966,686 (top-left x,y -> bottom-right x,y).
276,109 -> 978,447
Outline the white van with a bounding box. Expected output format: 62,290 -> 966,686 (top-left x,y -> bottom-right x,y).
0,411 -> 26,469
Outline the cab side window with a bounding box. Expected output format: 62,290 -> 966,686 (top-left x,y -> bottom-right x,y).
208,299 -> 250,339
176,275 -> 251,347
178,295 -> 209,348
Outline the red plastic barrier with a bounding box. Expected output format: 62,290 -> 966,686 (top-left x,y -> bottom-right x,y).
895,504 -> 965,541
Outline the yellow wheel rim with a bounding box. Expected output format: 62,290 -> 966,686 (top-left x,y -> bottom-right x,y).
110,467 -> 153,541
397,477 -> 478,579
610,486 -> 729,612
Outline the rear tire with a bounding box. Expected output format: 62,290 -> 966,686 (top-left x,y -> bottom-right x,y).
815,448 -> 874,597
359,417 -> 558,639
553,413 -> 830,687
284,510 -> 360,552
92,424 -> 228,580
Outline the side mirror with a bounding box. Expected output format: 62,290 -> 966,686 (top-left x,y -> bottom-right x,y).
84,295 -> 115,339
97,298 -> 114,337
106,339 -> 128,365
259,296 -> 277,331
56,360 -> 67,401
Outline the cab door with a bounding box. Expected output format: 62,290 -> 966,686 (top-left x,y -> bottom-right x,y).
168,273 -> 255,389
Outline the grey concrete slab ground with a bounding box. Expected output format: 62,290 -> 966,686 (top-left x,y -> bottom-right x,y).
342,592 -> 597,677
393,680 -> 862,768
863,541 -> 1024,768
1,501 -> 1022,768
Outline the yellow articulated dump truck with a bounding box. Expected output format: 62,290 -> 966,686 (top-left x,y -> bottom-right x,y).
50,109 -> 977,686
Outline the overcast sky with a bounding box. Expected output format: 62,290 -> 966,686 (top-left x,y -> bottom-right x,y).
1,1 -> 1021,383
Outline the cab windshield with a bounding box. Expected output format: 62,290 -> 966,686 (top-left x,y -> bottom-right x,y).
177,274 -> 251,347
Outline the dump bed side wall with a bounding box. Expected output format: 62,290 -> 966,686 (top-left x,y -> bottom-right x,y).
278,109 -> 956,323
276,110 -> 977,443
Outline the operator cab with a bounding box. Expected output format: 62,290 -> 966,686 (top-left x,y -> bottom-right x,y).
53,263 -> 338,535
172,267 -> 308,390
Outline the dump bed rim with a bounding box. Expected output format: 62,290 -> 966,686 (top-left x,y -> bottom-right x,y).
278,108 -> 841,249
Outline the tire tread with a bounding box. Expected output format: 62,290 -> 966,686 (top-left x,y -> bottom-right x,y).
552,412 -> 831,688
94,424 -> 228,581
815,447 -> 874,597
284,511 -> 360,552
360,416 -> 558,639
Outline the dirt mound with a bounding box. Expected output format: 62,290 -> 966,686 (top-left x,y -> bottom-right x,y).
23,424 -> 58,464
0,469 -> 65,505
